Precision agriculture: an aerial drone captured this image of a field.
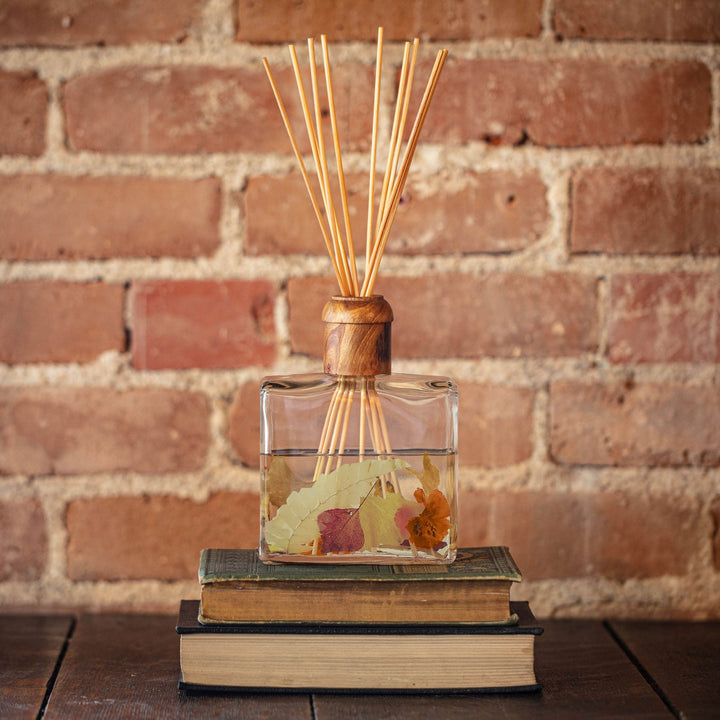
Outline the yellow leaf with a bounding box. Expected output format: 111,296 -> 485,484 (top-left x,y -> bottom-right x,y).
406,453 -> 440,494
358,493 -> 421,551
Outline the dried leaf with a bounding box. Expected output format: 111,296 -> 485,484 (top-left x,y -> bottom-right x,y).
358,493 -> 421,551
318,508 -> 364,553
266,457 -> 294,507
405,453 -> 440,494
263,457 -> 409,553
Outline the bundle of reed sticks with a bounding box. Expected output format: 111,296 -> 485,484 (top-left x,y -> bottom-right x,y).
263,31 -> 448,516
263,28 -> 447,297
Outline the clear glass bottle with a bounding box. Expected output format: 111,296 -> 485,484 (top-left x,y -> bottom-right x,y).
259,296 -> 458,564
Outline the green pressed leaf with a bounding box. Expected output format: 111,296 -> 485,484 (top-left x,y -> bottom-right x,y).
358,493 -> 421,552
264,457 -> 409,554
266,457 -> 294,507
405,453 -> 441,494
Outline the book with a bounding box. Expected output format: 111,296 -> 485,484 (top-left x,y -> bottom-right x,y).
198,546 -> 522,625
177,599 -> 542,693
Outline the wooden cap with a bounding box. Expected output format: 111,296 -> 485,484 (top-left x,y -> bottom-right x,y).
322,296 -> 393,376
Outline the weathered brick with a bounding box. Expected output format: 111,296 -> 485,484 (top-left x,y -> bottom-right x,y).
228,382 -> 261,468
288,273 -> 599,359
550,381 -> 720,467
461,488 -> 703,581
459,384 -> 534,467
64,64 -> 373,154
0,387 -> 210,476
237,0 -> 542,42
608,273 -> 720,364
425,58 -> 711,147
0,70 -> 46,156
66,492 -> 258,581
571,168 -> 720,255
0,0 -> 204,46
555,0 -> 720,42
0,281 -> 125,364
0,175 -> 221,261
131,280 -> 276,370
245,171 -> 548,256
0,498 -> 47,581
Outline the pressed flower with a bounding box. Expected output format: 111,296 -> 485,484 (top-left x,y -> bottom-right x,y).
406,488 -> 451,550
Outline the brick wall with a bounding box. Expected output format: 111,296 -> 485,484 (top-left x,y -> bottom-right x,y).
1,0 -> 718,618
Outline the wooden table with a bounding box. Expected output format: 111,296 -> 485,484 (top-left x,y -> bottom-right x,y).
1,612 -> 718,719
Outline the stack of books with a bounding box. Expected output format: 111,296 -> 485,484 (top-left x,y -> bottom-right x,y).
176,546 -> 542,693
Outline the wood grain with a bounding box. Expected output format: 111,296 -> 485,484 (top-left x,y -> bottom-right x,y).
322,295 -> 392,376
610,620 -> 720,720
43,613 -> 313,720
312,620 -> 674,719
0,615 -> 72,720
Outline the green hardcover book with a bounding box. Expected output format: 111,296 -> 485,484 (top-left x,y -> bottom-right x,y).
198,547 -> 522,625
177,599 -> 542,693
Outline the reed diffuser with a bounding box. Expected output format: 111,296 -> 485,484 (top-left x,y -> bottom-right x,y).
259,30 -> 458,564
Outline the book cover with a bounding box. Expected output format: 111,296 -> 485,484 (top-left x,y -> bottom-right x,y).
177,600 -> 543,693
198,546 -> 522,625
199,546 -> 522,584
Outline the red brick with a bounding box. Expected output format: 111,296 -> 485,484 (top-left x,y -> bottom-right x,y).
572,168 -> 720,256
461,488 -> 703,581
608,273 -> 720,364
228,382 -> 261,468
0,387 -> 210,476
245,171 -> 548,256
237,0 -> 542,42
131,280 -> 276,370
0,281 -> 125,364
555,0 -> 720,42
64,64 -> 373,154
66,491 -> 258,581
0,498 -> 47,581
459,384 -> 534,467
0,0 -> 204,46
425,58 -> 711,147
0,70 -> 46,156
288,273 -> 599,360
550,381 -> 720,467
0,174 -> 221,261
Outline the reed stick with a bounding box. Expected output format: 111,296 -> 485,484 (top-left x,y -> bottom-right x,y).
374,40 -> 409,243
306,39 -> 354,296
363,49 -> 448,296
262,58 -> 348,294
321,35 -> 359,296
366,26 -> 383,271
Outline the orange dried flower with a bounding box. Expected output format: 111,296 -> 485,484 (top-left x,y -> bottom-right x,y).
406,489 -> 451,549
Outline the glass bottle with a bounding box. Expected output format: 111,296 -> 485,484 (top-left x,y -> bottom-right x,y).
259,295 -> 458,564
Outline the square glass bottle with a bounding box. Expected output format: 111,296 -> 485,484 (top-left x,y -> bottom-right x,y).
259,296 -> 458,564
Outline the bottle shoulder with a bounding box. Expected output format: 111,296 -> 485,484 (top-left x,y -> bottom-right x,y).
261,372 -> 457,396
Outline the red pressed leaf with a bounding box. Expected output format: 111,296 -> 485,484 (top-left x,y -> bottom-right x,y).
318,507 -> 364,553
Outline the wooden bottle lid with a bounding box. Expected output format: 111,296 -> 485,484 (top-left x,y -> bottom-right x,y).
322,296 -> 393,376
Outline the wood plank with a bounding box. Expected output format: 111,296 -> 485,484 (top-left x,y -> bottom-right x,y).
610,620 -> 720,720
43,613 -> 313,720
313,620 -> 674,720
0,615 -> 73,720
